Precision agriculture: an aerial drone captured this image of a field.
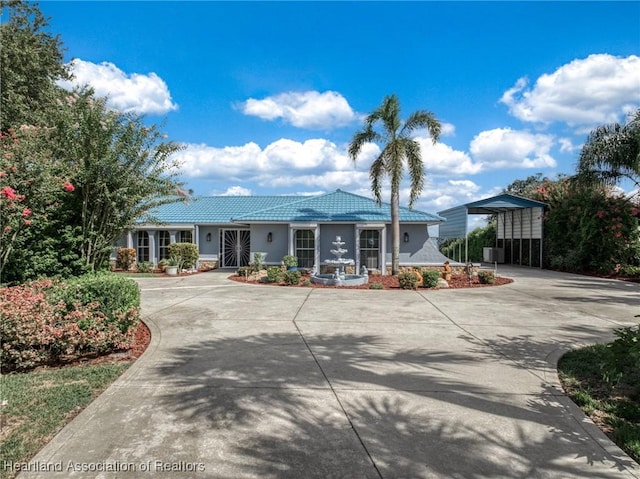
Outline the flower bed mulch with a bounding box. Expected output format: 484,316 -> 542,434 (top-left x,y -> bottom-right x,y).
50,320 -> 152,369
229,273 -> 513,289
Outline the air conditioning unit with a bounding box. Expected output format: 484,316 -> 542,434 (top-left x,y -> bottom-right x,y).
483,247 -> 504,263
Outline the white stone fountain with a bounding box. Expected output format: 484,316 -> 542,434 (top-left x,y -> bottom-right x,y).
311,236 -> 368,286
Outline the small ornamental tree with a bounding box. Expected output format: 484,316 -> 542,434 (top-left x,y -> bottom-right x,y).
0,127 -> 78,281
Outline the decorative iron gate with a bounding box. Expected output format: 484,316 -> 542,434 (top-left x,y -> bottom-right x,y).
221,229 -> 250,268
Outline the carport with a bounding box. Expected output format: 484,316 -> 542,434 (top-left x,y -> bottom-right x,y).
438,193 -> 547,267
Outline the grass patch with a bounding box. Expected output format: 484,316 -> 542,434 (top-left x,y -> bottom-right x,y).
0,362 -> 132,479
558,344 -> 640,463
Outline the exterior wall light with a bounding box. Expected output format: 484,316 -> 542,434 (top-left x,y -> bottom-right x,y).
267,232 -> 273,243
206,232 -> 212,242
404,232 -> 410,243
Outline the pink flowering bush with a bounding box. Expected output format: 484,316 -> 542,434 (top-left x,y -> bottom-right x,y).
0,128 -> 77,280
0,277 -> 139,372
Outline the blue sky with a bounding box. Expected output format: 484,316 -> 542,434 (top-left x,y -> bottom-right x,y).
41,1 -> 639,228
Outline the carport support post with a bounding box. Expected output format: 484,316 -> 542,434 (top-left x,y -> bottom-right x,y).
465,234 -> 468,264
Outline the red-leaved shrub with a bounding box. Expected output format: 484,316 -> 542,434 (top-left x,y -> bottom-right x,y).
1,279 -> 138,372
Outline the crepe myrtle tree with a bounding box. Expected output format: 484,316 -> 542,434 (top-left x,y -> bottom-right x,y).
0,125 -> 79,281
349,94 -> 441,275
49,89 -> 186,272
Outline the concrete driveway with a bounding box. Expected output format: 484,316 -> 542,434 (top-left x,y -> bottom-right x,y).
19,267 -> 640,478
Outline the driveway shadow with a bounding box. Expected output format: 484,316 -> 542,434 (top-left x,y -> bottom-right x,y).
153,330 -> 637,478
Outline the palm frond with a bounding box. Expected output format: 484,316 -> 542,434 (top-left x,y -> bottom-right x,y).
402,110 -> 441,143
369,155 -> 386,205
404,138 -> 425,208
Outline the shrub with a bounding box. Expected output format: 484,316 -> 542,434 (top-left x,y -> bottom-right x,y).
116,248 -> 136,270
369,282 -> 384,290
604,320 -> 640,386
0,278 -> 139,372
49,273 -> 140,332
302,279 -> 311,287
266,266 -> 284,283
282,255 -> 298,267
168,242 -> 199,269
251,252 -> 266,273
398,271 -> 420,290
478,270 -> 496,284
137,261 -> 154,273
237,266 -> 250,277
422,269 -> 440,288
621,265 -> 640,278
283,270 -> 301,286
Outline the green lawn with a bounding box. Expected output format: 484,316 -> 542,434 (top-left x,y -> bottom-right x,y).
558,344 -> 640,464
0,362 -> 132,479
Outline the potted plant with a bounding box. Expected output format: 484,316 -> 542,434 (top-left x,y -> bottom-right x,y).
282,254 -> 298,271
165,256 -> 181,276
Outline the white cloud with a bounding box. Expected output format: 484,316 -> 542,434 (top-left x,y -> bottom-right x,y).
57,59 -> 178,115
469,128 -> 557,170
500,54 -> 640,128
416,137 -> 482,175
440,122 -> 456,136
240,90 -> 358,129
175,138 -> 357,180
267,170 -> 370,190
220,186 -> 252,196
558,137 -> 579,153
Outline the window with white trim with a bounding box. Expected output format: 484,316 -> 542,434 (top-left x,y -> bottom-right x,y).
359,230 -> 380,269
295,230 -> 315,269
137,231 -> 150,263
159,231 -> 171,260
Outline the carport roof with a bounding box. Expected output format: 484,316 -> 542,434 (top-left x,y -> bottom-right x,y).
462,193 -> 547,215
438,193 -> 547,239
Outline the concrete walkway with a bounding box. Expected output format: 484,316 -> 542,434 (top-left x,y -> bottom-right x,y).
19,267 -> 640,478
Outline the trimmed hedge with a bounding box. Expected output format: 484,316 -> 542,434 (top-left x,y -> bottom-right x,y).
422,269 -> 441,288
1,274 -> 140,372
168,242 -> 199,269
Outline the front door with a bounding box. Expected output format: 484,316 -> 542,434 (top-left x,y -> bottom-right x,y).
221,229 -> 251,268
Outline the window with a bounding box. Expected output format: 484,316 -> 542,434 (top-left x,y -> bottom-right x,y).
295,230 -> 315,269
179,230 -> 193,243
359,230 -> 380,269
137,231 -> 149,263
159,231 -> 171,260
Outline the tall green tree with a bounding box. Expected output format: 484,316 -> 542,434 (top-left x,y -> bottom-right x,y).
349,94 -> 440,275
577,109 -> 640,191
0,0 -> 70,131
50,90 -> 186,272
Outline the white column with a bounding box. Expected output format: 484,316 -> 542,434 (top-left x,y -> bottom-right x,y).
148,231 -> 157,265
355,226 -> 361,272
314,226 -> 321,271
380,225 -> 387,275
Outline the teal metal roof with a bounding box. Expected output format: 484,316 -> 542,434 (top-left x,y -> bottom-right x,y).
145,196 -> 299,224
145,190 -> 444,225
232,189 -> 444,223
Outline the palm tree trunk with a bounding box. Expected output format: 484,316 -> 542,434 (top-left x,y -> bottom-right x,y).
391,188 -> 400,275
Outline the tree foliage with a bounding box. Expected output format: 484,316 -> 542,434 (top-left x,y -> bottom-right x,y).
0,2 -> 186,283
0,0 -> 70,131
349,94 -> 440,275
502,174 -> 640,274
577,109 -> 640,191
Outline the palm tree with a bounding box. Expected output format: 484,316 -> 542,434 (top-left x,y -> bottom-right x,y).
576,109 -> 640,191
348,94 -> 441,275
